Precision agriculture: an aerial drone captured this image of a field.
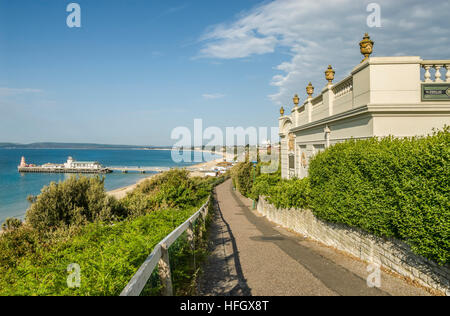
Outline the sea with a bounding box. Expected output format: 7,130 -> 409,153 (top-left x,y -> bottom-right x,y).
0,149 -> 219,224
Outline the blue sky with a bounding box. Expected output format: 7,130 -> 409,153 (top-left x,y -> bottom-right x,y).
1,0 -> 449,145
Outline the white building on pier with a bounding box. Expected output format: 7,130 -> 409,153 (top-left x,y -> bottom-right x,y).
64,156 -> 103,170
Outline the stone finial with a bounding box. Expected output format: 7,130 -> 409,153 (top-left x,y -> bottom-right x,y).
306,82 -> 314,97
325,65 -> 335,84
293,94 -> 300,106
280,106 -> 285,116
359,33 -> 374,62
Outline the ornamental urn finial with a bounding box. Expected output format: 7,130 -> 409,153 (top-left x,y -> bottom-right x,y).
306,82 -> 314,97
293,94 -> 300,106
325,65 -> 335,84
359,33 -> 374,62
280,106 -> 285,116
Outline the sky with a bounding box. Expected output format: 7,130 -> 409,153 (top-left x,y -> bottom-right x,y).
0,0 -> 449,146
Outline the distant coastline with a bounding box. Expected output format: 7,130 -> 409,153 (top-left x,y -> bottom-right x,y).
0,143 -> 225,152
0,142 -> 156,150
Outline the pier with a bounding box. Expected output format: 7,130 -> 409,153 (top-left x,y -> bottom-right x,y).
17,166 -> 172,174
108,167 -> 171,174
18,167 -> 112,174
17,156 -> 189,175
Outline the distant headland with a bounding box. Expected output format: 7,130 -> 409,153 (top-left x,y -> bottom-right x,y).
0,142 -> 172,150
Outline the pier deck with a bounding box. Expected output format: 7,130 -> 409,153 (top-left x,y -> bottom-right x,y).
108,167 -> 171,173
18,167 -> 112,174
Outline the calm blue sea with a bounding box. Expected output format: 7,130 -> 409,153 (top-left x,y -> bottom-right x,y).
0,149 -> 218,224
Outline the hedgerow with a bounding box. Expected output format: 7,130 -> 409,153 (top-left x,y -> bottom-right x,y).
308,128 -> 449,265
266,178 -> 310,210
250,173 -> 280,201
233,128 -> 449,266
231,162 -> 254,197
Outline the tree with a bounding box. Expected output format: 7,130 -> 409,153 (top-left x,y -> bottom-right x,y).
1,218 -> 23,232
25,175 -> 124,231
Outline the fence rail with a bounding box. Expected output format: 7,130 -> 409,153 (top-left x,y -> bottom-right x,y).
120,198 -> 210,296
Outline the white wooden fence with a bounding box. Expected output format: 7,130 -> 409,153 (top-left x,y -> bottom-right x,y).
120,198 -> 210,296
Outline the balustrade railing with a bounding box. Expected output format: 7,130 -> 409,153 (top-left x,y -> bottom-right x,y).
332,76 -> 353,98
421,61 -> 450,83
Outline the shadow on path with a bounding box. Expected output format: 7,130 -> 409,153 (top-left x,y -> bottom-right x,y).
197,192 -> 252,296
228,182 -> 389,296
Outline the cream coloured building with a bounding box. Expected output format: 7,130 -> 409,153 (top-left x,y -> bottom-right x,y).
279,34 -> 450,179
64,156 -> 103,170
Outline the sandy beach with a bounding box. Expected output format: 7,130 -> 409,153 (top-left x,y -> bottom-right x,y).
107,150 -> 234,200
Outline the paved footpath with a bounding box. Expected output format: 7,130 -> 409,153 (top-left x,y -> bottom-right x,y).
198,180 -> 431,296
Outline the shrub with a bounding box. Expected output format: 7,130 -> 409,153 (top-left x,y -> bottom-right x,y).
120,169 -> 212,217
0,169 -> 220,296
231,162 -> 254,197
308,128 -> 450,265
250,172 -> 281,201
25,176 -> 124,231
1,218 -> 23,232
0,207 -> 201,296
266,178 -> 310,210
0,226 -> 42,269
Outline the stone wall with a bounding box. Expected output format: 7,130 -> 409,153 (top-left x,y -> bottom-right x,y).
257,198 -> 450,295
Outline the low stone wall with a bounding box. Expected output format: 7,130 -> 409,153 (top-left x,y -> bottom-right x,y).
257,198 -> 450,295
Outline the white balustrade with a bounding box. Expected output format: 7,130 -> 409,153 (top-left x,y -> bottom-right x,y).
421,61 -> 450,83
332,76 -> 353,98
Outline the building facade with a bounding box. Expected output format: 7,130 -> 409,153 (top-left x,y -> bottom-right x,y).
64,156 -> 103,170
279,34 -> 450,179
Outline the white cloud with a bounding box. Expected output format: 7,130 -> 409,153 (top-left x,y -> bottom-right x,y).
199,0 -> 450,105
0,87 -> 43,97
163,4 -> 189,15
200,36 -> 277,59
202,93 -> 226,100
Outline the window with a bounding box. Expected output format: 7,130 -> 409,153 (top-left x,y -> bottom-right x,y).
313,144 -> 325,155
299,146 -> 307,169
289,154 -> 295,169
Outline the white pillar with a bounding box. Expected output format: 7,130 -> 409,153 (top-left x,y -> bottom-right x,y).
423,65 -> 432,83
307,98 -> 312,123
434,65 -> 443,83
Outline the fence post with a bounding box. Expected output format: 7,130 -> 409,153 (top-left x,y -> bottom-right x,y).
200,205 -> 207,239
158,243 -> 173,296
187,221 -> 195,249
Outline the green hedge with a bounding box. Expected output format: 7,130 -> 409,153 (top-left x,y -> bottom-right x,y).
231,162 -> 254,197
309,128 -> 449,265
265,178 -> 310,210
250,173 -> 281,200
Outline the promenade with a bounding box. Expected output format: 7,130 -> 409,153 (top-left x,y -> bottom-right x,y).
198,180 -> 431,296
